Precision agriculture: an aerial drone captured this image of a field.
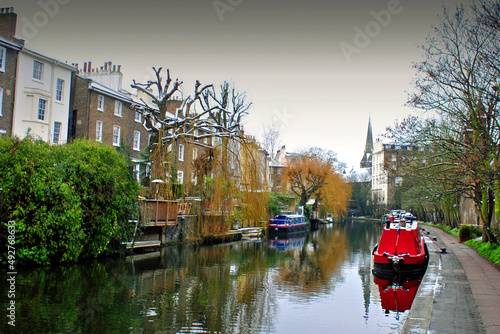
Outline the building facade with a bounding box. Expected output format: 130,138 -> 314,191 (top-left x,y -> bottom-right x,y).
371,140 -> 423,206
0,32 -> 21,135
70,62 -> 150,180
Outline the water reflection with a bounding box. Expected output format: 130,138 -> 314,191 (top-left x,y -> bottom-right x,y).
373,272 -> 422,319
0,221 -> 414,333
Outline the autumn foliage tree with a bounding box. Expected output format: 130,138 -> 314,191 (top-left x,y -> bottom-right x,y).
285,148 -> 351,218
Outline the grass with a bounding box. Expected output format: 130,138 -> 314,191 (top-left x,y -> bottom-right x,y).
420,222 -> 459,237
465,239 -> 500,265
421,222 -> 500,266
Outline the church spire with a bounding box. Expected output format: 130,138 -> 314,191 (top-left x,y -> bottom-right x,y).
360,117 -> 373,169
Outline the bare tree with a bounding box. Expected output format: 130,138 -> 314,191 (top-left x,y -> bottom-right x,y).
261,119 -> 282,159
402,1 -> 500,242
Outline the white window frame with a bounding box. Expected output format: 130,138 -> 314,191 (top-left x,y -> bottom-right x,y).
178,144 -> 184,161
0,47 -> 6,72
193,147 -> 198,160
0,87 -> 3,116
96,120 -> 103,142
37,98 -> 47,121
135,110 -> 142,123
97,95 -> 105,111
33,60 -> 43,81
55,78 -> 64,102
113,125 -> 121,147
177,170 -> 184,184
114,100 -> 122,117
133,130 -> 141,151
53,121 -> 61,144
134,164 -> 141,182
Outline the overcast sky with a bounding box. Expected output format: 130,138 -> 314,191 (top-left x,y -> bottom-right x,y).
5,0 -> 463,170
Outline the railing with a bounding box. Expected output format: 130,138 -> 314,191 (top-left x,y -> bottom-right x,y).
140,199 -> 178,226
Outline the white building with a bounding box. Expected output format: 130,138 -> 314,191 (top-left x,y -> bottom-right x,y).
11,48 -> 76,144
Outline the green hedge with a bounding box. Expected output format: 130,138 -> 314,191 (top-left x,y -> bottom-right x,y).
0,136 -> 138,265
459,225 -> 482,243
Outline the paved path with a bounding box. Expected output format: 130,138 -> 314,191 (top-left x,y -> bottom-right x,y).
402,226 -> 500,334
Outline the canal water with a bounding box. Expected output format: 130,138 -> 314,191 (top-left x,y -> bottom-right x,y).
1,220 -> 419,333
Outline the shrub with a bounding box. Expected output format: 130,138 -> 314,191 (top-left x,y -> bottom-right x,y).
459,224 -> 482,243
0,137 -> 138,265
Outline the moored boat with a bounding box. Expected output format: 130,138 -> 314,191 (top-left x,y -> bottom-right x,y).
373,213 -> 428,274
268,214 -> 307,235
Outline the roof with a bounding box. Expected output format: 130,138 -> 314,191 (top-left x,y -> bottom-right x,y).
21,47 -> 77,72
89,80 -> 133,103
0,35 -> 22,50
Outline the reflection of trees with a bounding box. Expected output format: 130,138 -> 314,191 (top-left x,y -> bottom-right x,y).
129,242 -> 277,333
0,221 -> 387,333
276,228 -> 347,294
0,261 -> 134,333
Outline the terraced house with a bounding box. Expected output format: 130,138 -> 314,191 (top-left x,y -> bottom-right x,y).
69,62 -> 150,181
0,8 -> 22,136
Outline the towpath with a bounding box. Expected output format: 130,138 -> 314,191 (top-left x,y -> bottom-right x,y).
402,225 -> 500,333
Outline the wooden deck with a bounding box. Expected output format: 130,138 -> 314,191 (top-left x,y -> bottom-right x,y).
122,240 -> 161,249
141,199 -> 178,226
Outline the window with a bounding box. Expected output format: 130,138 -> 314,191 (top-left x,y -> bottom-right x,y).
114,100 -> 122,117
177,171 -> 184,184
193,147 -> 198,160
0,47 -> 5,72
113,125 -> 121,146
55,79 -> 64,102
97,95 -> 104,111
133,130 -> 141,151
33,60 -> 43,81
37,98 -> 47,121
53,122 -> 61,144
191,172 -> 197,185
135,111 -> 142,123
178,144 -> 184,161
96,120 -> 103,142
134,164 -> 140,182
0,88 -> 3,116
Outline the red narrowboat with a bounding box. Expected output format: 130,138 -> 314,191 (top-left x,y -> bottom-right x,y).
373,214 -> 428,274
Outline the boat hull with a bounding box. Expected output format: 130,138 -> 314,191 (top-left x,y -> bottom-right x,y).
268,214 -> 308,236
373,221 -> 429,274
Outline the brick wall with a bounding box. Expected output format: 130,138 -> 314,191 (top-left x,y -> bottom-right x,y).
0,46 -> 17,134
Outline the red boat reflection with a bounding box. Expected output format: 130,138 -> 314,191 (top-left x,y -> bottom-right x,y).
373,272 -> 422,318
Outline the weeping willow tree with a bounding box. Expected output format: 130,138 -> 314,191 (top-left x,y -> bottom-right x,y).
237,136 -> 270,228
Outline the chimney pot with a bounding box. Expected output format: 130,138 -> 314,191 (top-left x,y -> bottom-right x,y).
83,62 -> 87,72
117,65 -> 121,72
113,65 -> 116,71
88,61 -> 92,72
104,62 -> 108,71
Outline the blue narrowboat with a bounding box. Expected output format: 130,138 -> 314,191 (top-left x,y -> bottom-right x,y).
268,214 -> 307,234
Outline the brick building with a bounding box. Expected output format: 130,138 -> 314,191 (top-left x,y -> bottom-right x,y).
69,62 -> 150,180
0,8 -> 22,135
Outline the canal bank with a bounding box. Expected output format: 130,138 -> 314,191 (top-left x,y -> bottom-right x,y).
403,225 -> 500,334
